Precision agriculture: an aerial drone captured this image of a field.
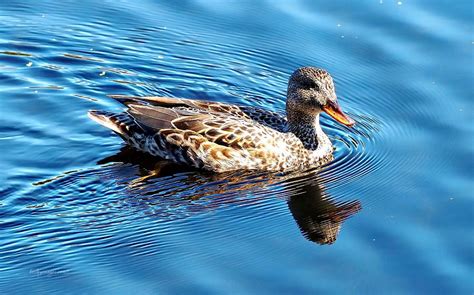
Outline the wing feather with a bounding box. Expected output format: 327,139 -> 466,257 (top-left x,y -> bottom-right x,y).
127,104 -> 178,130
109,95 -> 287,131
108,95 -> 290,156
110,95 -> 250,118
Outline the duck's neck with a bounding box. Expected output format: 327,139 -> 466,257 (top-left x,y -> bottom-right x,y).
287,110 -> 329,151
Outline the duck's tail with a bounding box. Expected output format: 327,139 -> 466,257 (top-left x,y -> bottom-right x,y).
88,110 -> 146,142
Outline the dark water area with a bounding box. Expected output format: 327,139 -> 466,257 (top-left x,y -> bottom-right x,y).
0,0 -> 472,294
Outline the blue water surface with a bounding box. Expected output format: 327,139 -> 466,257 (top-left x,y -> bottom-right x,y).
0,0 -> 472,294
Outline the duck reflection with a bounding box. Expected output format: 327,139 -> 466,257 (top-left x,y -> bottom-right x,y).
98,147 -> 361,245
287,181 -> 361,244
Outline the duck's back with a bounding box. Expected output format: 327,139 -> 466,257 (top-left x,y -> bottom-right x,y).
89,96 -> 306,172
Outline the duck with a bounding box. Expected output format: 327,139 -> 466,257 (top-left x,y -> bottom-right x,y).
88,67 -> 355,172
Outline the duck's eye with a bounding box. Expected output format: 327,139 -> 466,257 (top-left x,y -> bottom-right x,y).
301,80 -> 319,90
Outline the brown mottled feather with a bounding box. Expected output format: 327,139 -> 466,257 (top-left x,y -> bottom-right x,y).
92,99 -> 306,171
171,115 -> 209,131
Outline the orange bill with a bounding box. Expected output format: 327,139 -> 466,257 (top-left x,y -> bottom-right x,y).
322,100 -> 355,127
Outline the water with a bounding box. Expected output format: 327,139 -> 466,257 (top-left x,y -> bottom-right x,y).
0,0 -> 472,294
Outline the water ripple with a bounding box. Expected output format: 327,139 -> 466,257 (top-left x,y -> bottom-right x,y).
1,0 -> 471,293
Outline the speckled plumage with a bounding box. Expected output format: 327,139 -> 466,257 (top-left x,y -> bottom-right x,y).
89,67 -> 354,172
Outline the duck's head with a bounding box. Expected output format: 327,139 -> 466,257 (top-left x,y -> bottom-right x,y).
287,67 -> 355,127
